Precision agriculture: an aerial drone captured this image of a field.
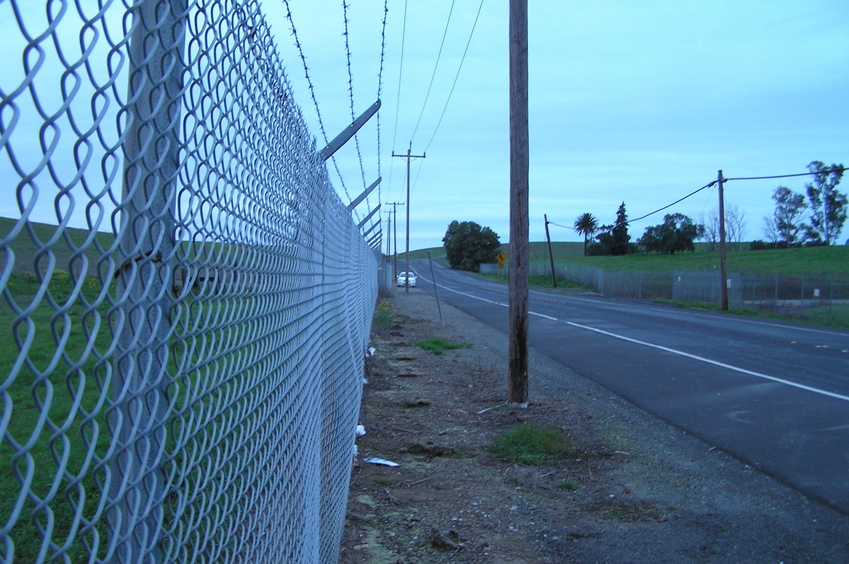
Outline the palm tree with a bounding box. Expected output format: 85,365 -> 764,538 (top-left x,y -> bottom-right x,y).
574,213 -> 599,256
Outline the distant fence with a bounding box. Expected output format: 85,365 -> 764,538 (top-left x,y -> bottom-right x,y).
2,2 -> 377,563
482,263 -> 849,322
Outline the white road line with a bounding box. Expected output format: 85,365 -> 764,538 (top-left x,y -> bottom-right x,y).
418,269 -> 849,402
566,321 -> 849,403
418,273 -> 556,320
530,311 -> 558,321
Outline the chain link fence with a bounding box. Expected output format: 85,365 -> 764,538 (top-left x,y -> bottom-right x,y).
484,263 -> 849,324
2,1 -> 378,562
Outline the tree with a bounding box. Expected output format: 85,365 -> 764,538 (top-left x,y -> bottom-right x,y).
573,213 -> 598,256
724,204 -> 747,250
639,213 -> 705,254
765,186 -> 807,245
609,202 -> 630,256
803,161 -> 847,245
698,209 -> 719,251
591,203 -> 632,256
442,220 -> 501,271
761,215 -> 780,244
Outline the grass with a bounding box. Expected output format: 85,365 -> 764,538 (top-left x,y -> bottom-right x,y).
480,273 -> 590,291
496,242 -> 849,276
489,424 -> 573,466
557,480 -> 580,491
656,299 -> 849,329
1,270 -> 114,561
405,240 -> 849,277
372,299 -> 394,327
801,304 -> 849,327
2,267 -> 295,561
413,337 -> 472,355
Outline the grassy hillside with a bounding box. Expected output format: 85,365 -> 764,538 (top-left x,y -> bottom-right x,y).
1,217 -> 116,274
544,245 -> 849,276
403,241 -> 849,277
6,216 -> 847,278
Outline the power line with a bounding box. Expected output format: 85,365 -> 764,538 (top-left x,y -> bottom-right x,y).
547,220 -> 576,231
411,0 -> 485,194
725,166 -> 844,182
387,0 -> 410,202
630,181 -> 717,223
423,0 -> 485,154
552,164 -> 847,231
409,0 -> 456,144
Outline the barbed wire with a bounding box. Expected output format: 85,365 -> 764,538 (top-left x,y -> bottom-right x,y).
376,0 -> 389,200
281,0 -> 356,212
342,0 -> 369,198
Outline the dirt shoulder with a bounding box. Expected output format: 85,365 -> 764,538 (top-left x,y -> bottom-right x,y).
340,289 -> 849,563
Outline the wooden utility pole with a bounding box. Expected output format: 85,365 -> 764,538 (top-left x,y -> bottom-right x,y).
392,145 -> 425,293
544,214 -> 557,288
718,170 -> 728,311
385,215 -> 392,257
508,0 -> 529,406
385,202 -> 404,276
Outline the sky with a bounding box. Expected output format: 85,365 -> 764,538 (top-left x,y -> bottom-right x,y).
2,1 -> 848,252
265,0 -> 849,251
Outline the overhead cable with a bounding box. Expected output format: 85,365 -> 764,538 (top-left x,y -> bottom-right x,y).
387,0 -> 409,201
411,0 -> 485,193
630,181 -> 717,223
547,221 -> 575,231
423,0 -> 485,153
409,0 -> 457,143
725,166 -> 845,182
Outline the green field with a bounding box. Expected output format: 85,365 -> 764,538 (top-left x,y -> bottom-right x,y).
1,217 -> 117,276
1,271 -> 113,561
401,242 -> 849,276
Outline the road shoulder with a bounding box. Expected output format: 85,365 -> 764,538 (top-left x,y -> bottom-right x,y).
341,289 -> 849,563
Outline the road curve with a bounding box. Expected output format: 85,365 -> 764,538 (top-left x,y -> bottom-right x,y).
409,259 -> 849,514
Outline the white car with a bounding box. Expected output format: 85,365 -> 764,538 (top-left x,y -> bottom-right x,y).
397,271 -> 417,287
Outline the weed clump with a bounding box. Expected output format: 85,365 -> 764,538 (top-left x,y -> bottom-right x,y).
413,337 -> 472,355
490,424 -> 573,465
373,299 -> 394,327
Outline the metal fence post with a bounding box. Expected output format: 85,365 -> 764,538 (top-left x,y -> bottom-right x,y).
638,270 -> 642,300
111,1 -> 187,561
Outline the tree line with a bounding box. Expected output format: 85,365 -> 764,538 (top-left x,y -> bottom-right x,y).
439,161 -> 845,271
760,161 -> 847,247
575,161 -> 846,256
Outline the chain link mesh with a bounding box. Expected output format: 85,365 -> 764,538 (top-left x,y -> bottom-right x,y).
1,1 -> 377,562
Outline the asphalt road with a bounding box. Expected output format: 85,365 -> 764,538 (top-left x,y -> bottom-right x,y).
406,259 -> 849,514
